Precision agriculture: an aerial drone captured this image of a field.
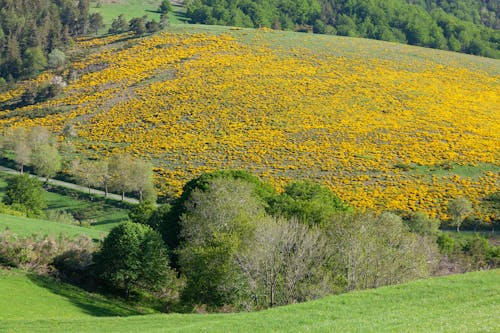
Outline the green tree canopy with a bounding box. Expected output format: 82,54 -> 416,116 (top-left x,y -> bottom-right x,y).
94,222 -> 176,298
2,174 -> 46,217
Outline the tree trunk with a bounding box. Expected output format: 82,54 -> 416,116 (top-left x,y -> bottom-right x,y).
122,191 -> 125,201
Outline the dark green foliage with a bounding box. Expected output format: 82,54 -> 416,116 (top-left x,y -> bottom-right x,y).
158,0 -> 172,14
178,178 -> 265,308
159,170 -> 276,259
269,181 -> 350,227
2,174 -> 46,217
185,0 -> 500,58
404,212 -> 440,237
129,201 -> 156,225
89,13 -> 104,35
109,14 -> 129,34
129,16 -> 147,35
94,222 -> 176,298
0,0 -> 91,80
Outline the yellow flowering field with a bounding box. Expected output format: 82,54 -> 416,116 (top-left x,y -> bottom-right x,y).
1,27 -> 498,220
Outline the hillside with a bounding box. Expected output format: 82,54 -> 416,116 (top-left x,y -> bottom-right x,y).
0,268 -> 498,332
0,26 -> 498,220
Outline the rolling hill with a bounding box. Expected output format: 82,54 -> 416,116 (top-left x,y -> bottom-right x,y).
0,25 -> 498,220
0,268 -> 498,332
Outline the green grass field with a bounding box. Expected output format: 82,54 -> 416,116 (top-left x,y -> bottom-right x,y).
0,269 -> 148,322
1,269 -> 498,332
90,0 -> 187,27
0,214 -> 106,240
0,173 -> 130,232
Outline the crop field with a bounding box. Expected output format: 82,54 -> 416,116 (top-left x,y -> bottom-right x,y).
1,268 -> 499,332
0,26 -> 498,219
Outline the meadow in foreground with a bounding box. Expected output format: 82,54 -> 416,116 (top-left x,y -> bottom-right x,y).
0,268 -> 498,333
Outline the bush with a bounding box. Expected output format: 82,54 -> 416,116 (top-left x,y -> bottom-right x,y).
2,174 -> 46,217
94,222 -> 177,299
0,230 -> 95,274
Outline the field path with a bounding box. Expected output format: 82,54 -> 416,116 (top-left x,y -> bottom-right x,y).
0,166 -> 139,205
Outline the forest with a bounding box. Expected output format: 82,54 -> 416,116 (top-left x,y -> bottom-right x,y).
0,0 -> 100,83
185,0 -> 500,58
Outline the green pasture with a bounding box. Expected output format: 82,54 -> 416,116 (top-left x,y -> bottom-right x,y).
1,269 -> 498,332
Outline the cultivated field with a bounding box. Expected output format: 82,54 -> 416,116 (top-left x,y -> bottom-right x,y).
1,268 -> 498,332
0,25 -> 498,219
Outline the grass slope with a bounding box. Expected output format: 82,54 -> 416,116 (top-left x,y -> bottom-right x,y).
0,269 -> 146,322
0,214 -> 106,240
1,269 -> 498,332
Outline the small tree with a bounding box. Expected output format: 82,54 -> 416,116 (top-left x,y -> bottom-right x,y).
129,159 -> 156,202
94,222 -> 175,298
109,14 -> 129,34
3,174 -> 46,217
6,127 -> 32,173
448,197 -> 473,232
89,13 -> 104,35
129,16 -> 147,35
158,0 -> 172,14
31,144 -> 62,182
48,49 -> 66,69
109,153 -> 133,200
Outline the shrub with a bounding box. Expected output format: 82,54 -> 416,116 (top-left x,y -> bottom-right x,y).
94,222 -> 177,299
2,174 -> 46,217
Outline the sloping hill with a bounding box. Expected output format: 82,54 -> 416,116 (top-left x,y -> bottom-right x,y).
0,25 -> 498,220
0,269 -> 498,332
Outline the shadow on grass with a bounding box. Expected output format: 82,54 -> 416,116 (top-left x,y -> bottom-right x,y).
27,273 -> 143,317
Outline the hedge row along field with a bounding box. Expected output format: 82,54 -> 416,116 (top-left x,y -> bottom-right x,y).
0,27 -> 498,220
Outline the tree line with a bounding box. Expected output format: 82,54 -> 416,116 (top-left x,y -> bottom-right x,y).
0,126 -> 156,217
185,0 -> 499,58
0,0 -> 105,83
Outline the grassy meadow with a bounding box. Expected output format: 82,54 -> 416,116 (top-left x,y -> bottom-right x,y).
0,213 -> 105,240
89,0 -> 187,26
0,268 -> 498,332
0,173 -> 130,232
0,25 -> 498,220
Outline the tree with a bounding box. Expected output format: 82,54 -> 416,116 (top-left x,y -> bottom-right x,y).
129,159 -> 156,202
94,222 -> 176,298
70,158 -> 98,193
48,49 -> 66,69
129,201 -> 156,225
5,127 -> 31,173
129,16 -> 147,35
237,217 -> 333,308
326,211 -> 435,291
404,211 -> 440,237
448,197 -> 473,232
94,159 -> 111,197
89,13 -> 104,35
178,178 -> 265,307
108,153 -> 133,200
269,181 -> 350,227
2,174 -> 46,217
31,144 -> 62,182
109,14 -> 129,34
23,47 -> 47,77
158,0 -> 172,14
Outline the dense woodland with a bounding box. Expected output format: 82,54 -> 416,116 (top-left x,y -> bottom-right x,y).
185,0 -> 500,58
0,0 -> 98,83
